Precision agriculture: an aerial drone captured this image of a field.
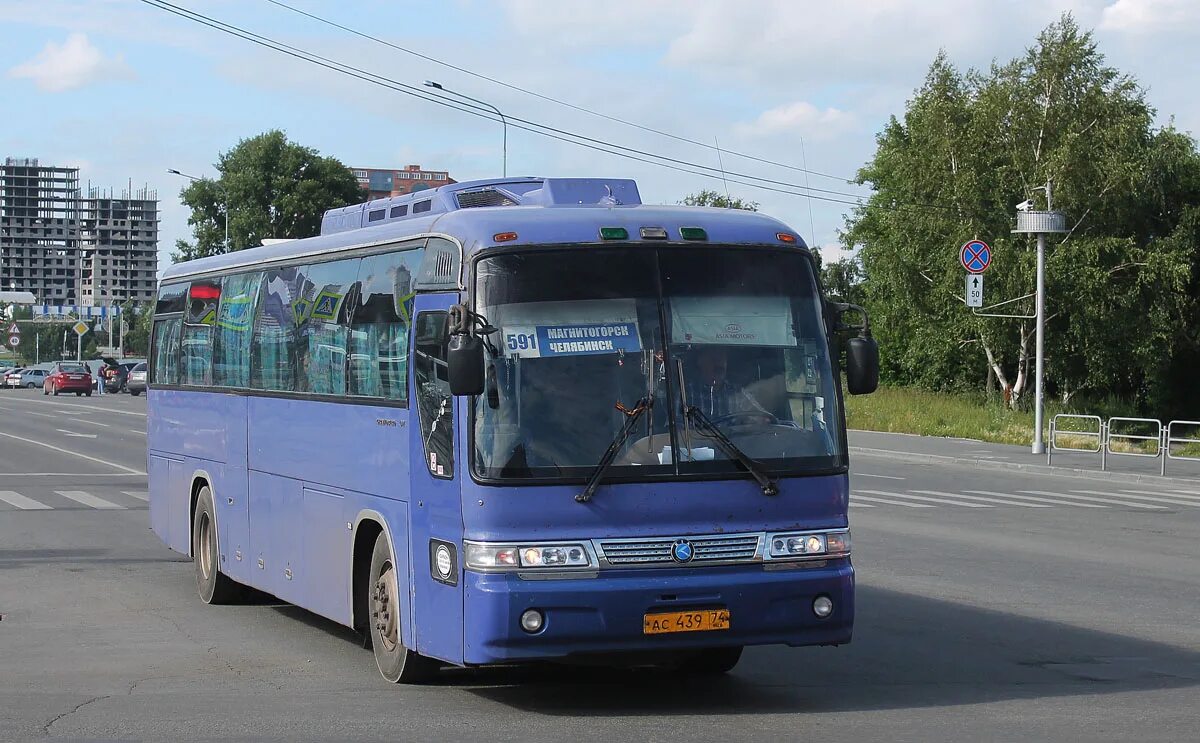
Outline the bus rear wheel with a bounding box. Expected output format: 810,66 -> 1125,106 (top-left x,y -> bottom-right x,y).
192,485 -> 241,604
368,532 -> 437,683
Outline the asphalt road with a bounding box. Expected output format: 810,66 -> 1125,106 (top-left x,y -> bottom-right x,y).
1,387 -> 1198,742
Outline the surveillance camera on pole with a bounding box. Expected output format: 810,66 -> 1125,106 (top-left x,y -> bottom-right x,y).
1012,182 -> 1068,456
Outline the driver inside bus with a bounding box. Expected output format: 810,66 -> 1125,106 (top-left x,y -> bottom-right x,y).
685,346 -> 770,420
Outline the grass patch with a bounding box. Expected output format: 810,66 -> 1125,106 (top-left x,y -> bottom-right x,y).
843,386 -> 1047,445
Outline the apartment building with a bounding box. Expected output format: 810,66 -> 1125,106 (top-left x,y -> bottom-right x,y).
351,164 -> 455,201
0,158 -> 158,305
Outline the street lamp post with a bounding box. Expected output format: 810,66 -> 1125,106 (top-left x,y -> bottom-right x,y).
167,168 -> 229,250
424,81 -> 507,177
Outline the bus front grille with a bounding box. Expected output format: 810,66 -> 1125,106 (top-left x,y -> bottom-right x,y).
596,533 -> 762,567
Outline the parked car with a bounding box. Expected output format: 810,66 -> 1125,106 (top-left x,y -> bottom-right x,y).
3,367 -> 26,389
100,357 -> 144,393
125,362 -> 147,396
13,368 -> 49,389
43,362 -> 93,396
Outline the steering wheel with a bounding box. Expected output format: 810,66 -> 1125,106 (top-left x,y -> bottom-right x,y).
709,411 -> 780,429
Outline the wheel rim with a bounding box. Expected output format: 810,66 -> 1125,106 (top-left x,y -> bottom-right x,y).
372,560 -> 400,653
197,511 -> 214,581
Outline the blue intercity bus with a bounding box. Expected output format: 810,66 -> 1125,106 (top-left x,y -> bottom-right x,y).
148,176 -> 878,682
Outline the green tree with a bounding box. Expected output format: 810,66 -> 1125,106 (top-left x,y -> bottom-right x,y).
822,256 -> 865,306
680,189 -> 760,211
174,130 -> 364,261
844,15 -> 1200,413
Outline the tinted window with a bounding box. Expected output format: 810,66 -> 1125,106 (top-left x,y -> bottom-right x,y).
155,283 -> 188,314
152,318 -> 182,385
414,311 -> 453,478
296,258 -> 360,395
181,281 -> 218,386
413,201 -> 431,214
390,205 -> 407,218
252,266 -> 304,391
349,249 -> 421,400
212,272 -> 262,387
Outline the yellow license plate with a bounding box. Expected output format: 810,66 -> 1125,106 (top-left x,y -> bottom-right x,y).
643,609 -> 730,635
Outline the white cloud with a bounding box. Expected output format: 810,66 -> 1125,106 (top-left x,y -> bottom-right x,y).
735,101 -> 855,140
1099,0 -> 1200,33
8,33 -> 135,92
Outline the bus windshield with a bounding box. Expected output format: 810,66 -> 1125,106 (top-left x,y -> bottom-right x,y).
472,246 -> 844,482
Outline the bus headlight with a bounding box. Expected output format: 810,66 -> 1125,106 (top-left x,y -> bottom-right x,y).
464,541 -> 593,571
766,530 -> 850,560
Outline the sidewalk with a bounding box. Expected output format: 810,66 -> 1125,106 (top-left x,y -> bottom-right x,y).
849,429 -> 1200,486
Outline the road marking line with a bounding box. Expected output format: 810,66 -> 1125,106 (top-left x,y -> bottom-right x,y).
122,491 -> 149,501
0,431 -> 144,475
1116,488 -> 1200,502
855,473 -> 905,480
909,489 -> 1052,507
128,429 -> 146,435
848,502 -> 875,507
27,411 -> 56,418
0,490 -> 52,510
71,418 -> 110,427
1167,489 -> 1200,497
858,489 -> 993,508
851,494 -> 934,508
0,472 -> 139,477
1090,490 -> 1200,507
55,490 -> 125,510
56,429 -> 98,439
964,490 -> 1107,508
1019,490 -> 1166,510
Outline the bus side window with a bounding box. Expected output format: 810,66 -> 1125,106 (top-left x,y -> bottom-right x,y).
350,248 -> 421,400
414,311 -> 453,478
152,318 -> 182,385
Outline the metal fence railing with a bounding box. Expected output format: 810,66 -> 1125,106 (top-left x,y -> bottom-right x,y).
1048,415 -> 1200,476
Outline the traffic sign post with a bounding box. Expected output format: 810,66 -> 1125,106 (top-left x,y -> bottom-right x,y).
73,321 -> 88,362
966,274 -> 984,308
960,240 -> 992,274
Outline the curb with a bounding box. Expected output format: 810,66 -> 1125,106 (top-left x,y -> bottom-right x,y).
849,446 -> 1200,489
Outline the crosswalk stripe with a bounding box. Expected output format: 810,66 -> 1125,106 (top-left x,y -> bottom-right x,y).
851,494 -> 934,508
848,501 -> 876,507
1088,490 -> 1200,507
1167,489 -> 1200,497
856,473 -> 905,480
121,491 -> 149,502
965,490 -> 1108,508
909,489 -> 1052,507
0,490 -> 52,510
1019,490 -> 1166,510
1117,488 -> 1200,502
54,490 -> 125,510
858,489 -> 992,508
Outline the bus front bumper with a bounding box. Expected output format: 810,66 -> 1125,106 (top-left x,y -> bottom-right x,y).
461,560 -> 853,665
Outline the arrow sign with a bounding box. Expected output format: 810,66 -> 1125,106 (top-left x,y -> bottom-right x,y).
966,274 -> 984,308
960,240 -> 992,273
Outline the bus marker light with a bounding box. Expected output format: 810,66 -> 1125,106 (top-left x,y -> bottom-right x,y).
679,227 -> 708,241
520,609 -> 545,633
813,595 -> 834,618
493,231 -> 519,242
777,232 -> 797,243
639,227 -> 669,240
600,227 -> 628,240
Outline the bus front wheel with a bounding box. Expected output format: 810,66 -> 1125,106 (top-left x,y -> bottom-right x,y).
368,532 -> 437,683
192,485 -> 241,604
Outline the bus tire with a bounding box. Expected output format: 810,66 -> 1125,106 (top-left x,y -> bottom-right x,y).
368,532 -> 437,683
192,486 -> 241,605
674,646 -> 743,674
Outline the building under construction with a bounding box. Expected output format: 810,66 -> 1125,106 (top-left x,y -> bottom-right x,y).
0,158 -> 158,306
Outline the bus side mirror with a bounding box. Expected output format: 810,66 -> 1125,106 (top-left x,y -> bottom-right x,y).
448,333 -> 485,396
846,335 -> 879,395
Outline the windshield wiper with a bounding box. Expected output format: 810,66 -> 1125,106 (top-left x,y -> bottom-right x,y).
576,396 -> 654,504
684,406 -> 779,496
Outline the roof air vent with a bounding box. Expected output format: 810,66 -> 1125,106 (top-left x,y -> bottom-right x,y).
456,188 -> 519,209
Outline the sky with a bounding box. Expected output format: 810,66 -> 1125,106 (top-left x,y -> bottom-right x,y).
2,0 -> 1198,276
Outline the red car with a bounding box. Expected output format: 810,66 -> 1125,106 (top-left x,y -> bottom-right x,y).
44,362 -> 94,396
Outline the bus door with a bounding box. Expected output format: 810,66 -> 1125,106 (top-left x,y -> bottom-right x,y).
408,295 -> 465,664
